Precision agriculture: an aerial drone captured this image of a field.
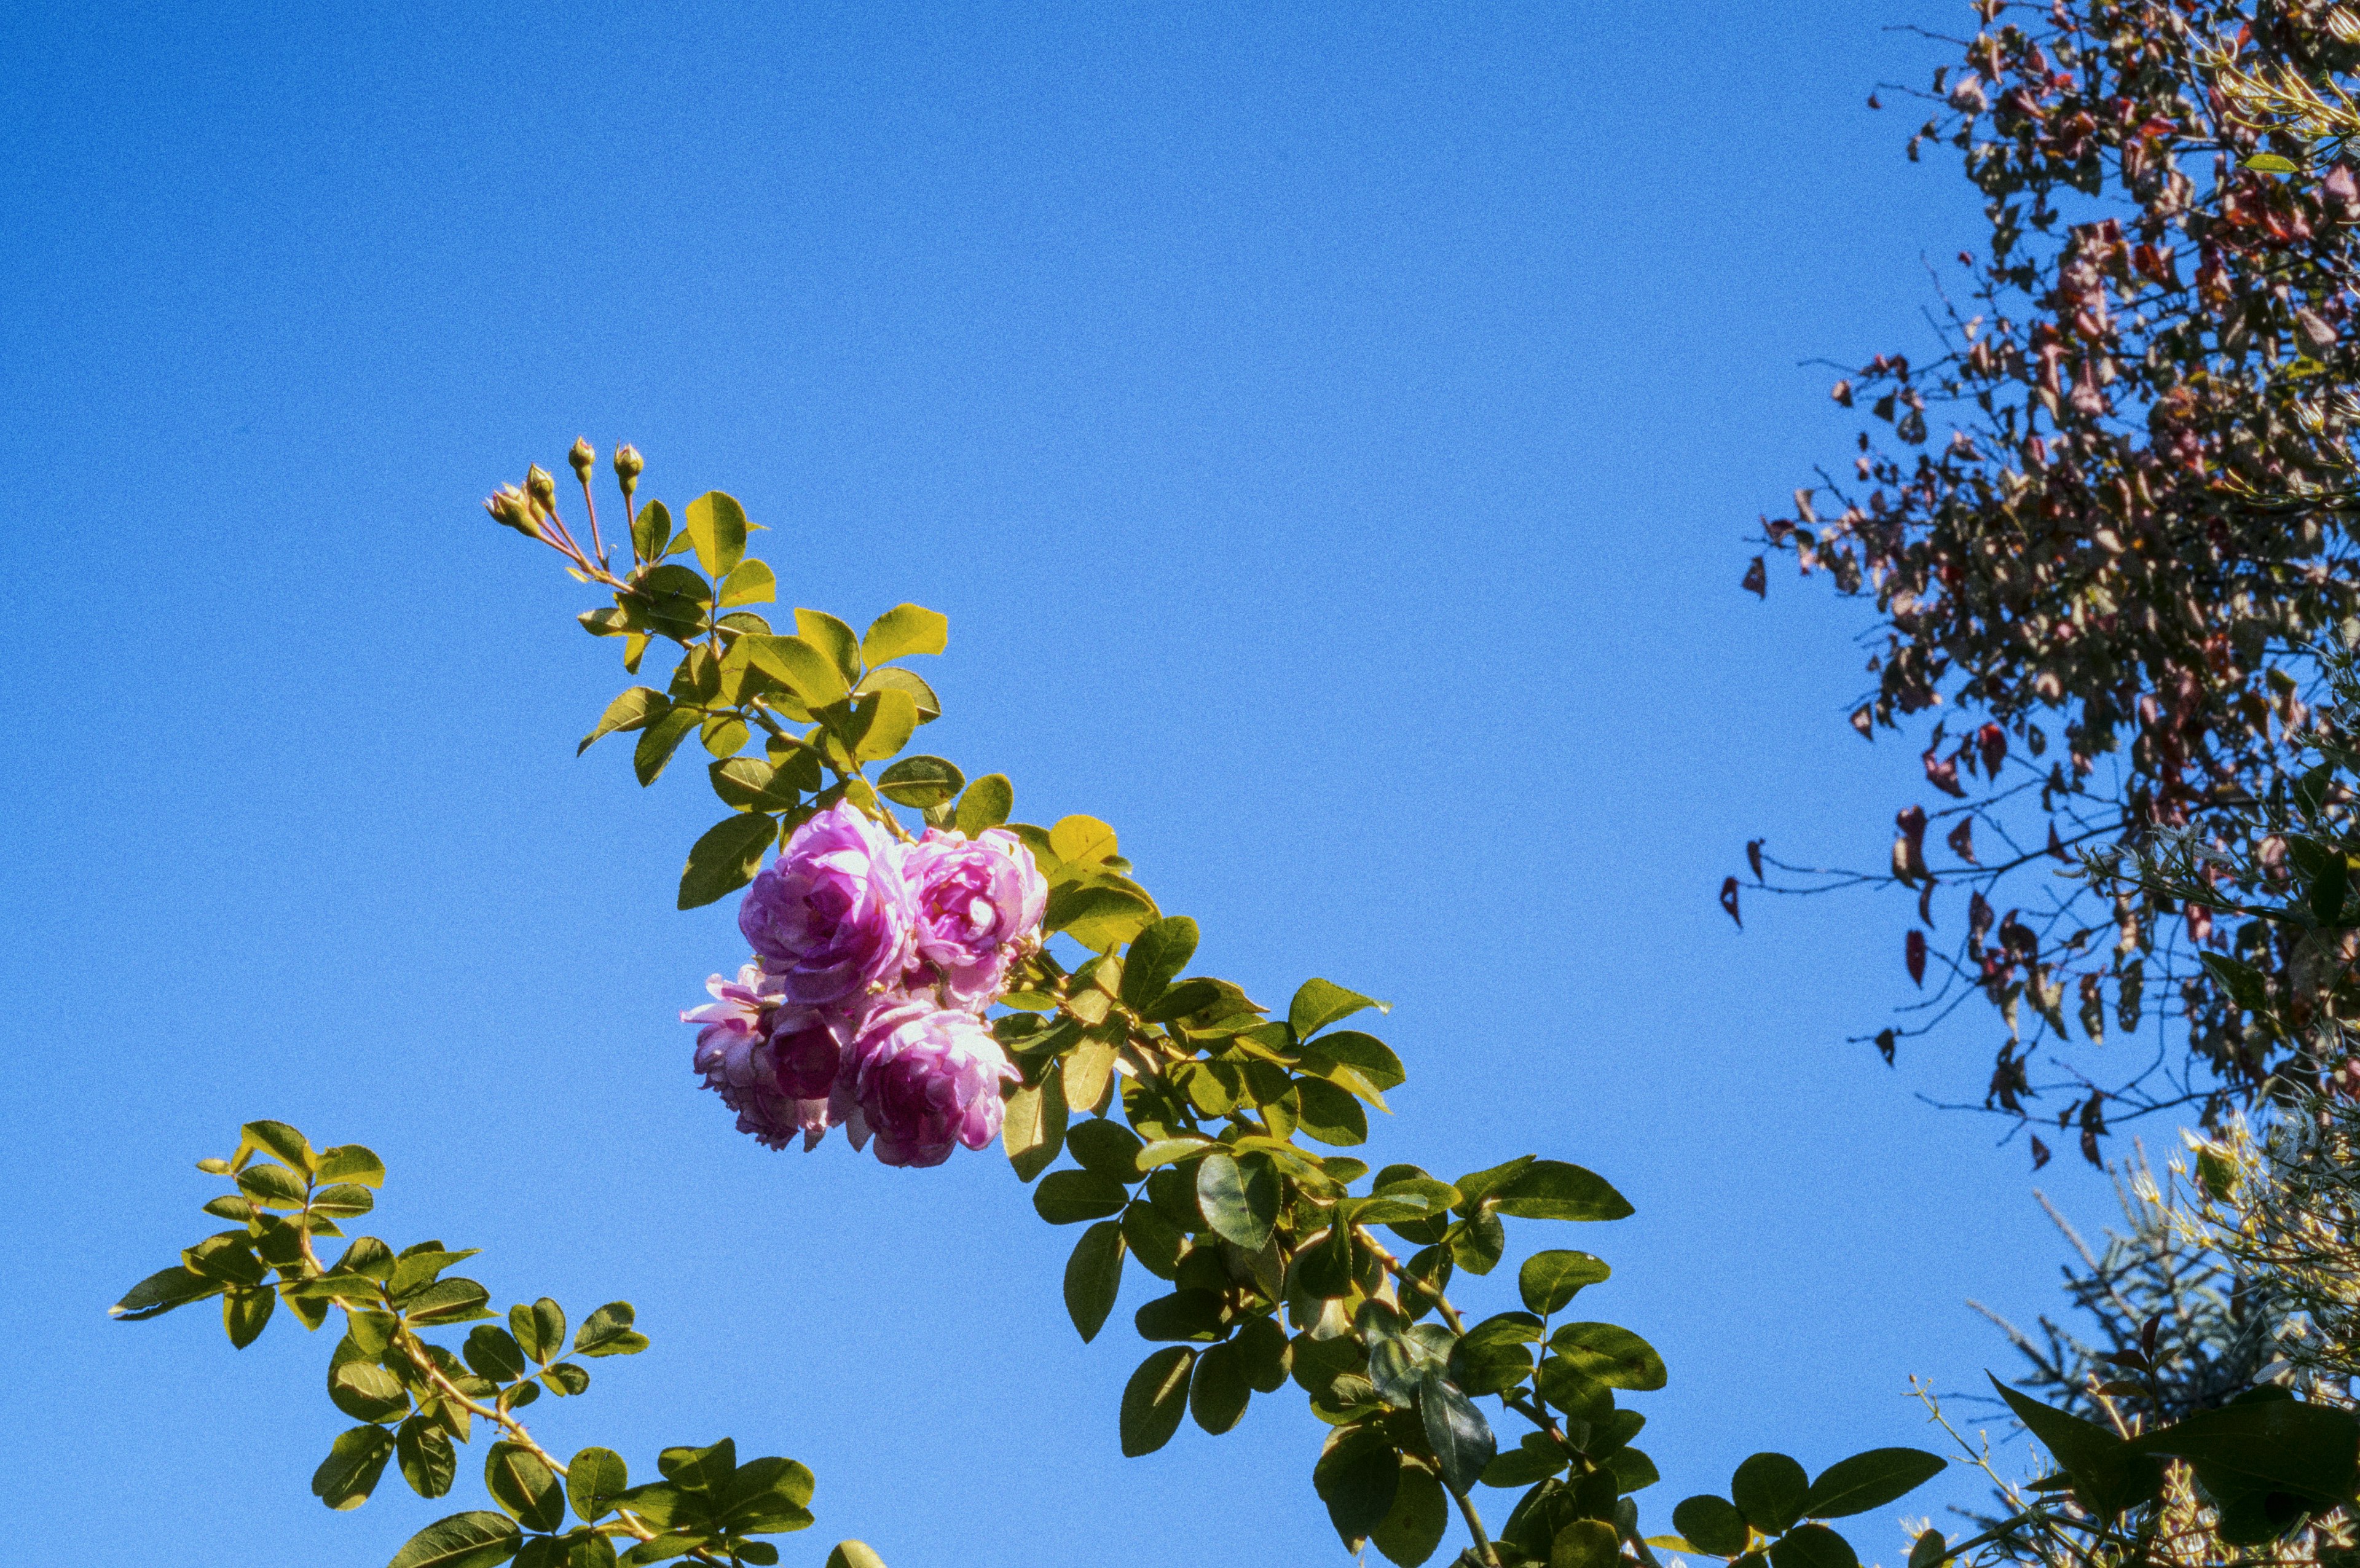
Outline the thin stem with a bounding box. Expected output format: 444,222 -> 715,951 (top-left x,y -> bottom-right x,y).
1446,1480 -> 1501,1567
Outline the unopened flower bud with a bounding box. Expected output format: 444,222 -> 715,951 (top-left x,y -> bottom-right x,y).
568,436 -> 596,482
526,463 -> 558,509
484,484 -> 543,539
613,443 -> 644,499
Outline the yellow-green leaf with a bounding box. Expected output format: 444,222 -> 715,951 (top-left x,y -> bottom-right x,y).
860,603 -> 950,664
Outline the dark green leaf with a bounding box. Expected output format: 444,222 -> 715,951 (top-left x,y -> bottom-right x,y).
1189,1339 -> 1253,1435
486,1441 -> 567,1532
659,1438 -> 738,1493
1418,1374 -> 1497,1496
465,1325 -> 527,1384
1551,1519 -> 1622,1568
1674,1495 -> 1750,1556
1066,1118 -> 1146,1180
1135,1288 -> 1225,1342
111,1265 -> 226,1320
1801,1448 -> 1947,1519
1908,1529 -> 1948,1568
1989,1378 -> 2164,1519
683,491 -> 749,578
329,1340 -> 411,1422
1195,1151 -> 1280,1250
1372,1462 -> 1449,1567
579,688 -> 669,755
1732,1453 -> 1810,1534
1535,1358 -> 1613,1424
717,1454 -> 818,1532
1235,1314 -> 1291,1392
312,1422 -> 396,1511
1770,1524 -> 1860,1568
407,1277 -> 495,1326
567,1448 -> 630,1524
1292,1078 -> 1370,1146
398,1415 -> 458,1500
631,708 -> 701,785
1449,1312 -> 1541,1396
1548,1323 -> 1664,1391
575,1301 -> 648,1358
1519,1251 -> 1611,1315
1608,1446 -> 1659,1494
541,1362 -> 591,1395
237,1161 -> 309,1209
1289,977 -> 1388,1038
1497,1161 -> 1633,1222
1120,1346 -> 1197,1456
1482,1434 -> 1570,1490
224,1285 -> 275,1347
1315,1425 -> 1402,1545
1121,917 -> 1200,1009
876,755 -> 965,808
1034,1169 -> 1127,1225
1063,1221 -> 1126,1343
387,1511 -> 524,1568
678,813 -> 776,911
632,499 -> 672,562
2126,1398 -> 2360,1503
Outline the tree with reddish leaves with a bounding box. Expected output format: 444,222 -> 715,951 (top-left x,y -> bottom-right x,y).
1742,0 -> 2360,1161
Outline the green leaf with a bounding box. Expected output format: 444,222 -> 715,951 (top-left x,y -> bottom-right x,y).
579,688 -> 669,756
111,1265 -> 226,1320
955,774 -> 1013,836
329,1340 -> 412,1422
1448,1312 -> 1541,1396
718,560 -> 776,609
542,1362 -> 591,1396
312,1422 -> 396,1510
1770,1524 -> 1860,1568
850,688 -> 919,762
1289,978 -> 1388,1038
1673,1496 -> 1748,1555
1034,1169 -> 1127,1224
1609,1446 -> 1660,1494
1050,885 -> 1158,952
683,491 -> 749,578
317,1143 -> 387,1186
852,665 -> 941,723
1120,1346 -> 1197,1456
1120,917 -> 1200,1009
861,603 -> 950,664
1195,1151 -> 1280,1250
575,1301 -> 649,1358
1063,1221 -> 1127,1343
1418,1374 -> 1497,1495
679,813 -> 777,911
1496,1161 -> 1634,1222
1050,813 -> 1120,864
1292,1078 -> 1369,1146
241,1119 -> 317,1173
465,1325 -> 528,1384
1482,1434 -> 1570,1490
1549,1323 -> 1666,1390
486,1441 -> 567,1532
1552,1519 -> 1622,1568
876,755 -> 965,808
633,708 -> 702,785
561,1449 -> 629,1529
716,1454 -> 817,1532
2126,1397 -> 2360,1503
746,636 -> 849,709
1519,1251 -> 1611,1315
386,1511 -> 525,1568
1989,1377 -> 2164,1520
1135,1288 -> 1225,1341
1003,1073 -> 1068,1183
312,1183 -> 376,1219
224,1285 -> 276,1347
1801,1448 -> 1946,1519
794,609 -> 864,683
1732,1453 -> 1810,1534
1189,1339 -> 1253,1435
1452,1156 -> 1536,1210
1066,1118 -> 1146,1179
398,1415 -> 458,1500
1235,1314 -> 1291,1392
2246,152 -> 2302,173
632,498 -> 673,561
1372,1462 -> 1449,1567
1315,1425 -> 1402,1546
406,1277 -> 495,1326
237,1161 -> 309,1209
1306,1030 -> 1406,1093
825,1545 -> 888,1568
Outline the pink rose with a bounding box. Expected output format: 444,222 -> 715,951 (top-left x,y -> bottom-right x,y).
846,1000 -> 1019,1167
903,826 -> 1048,1009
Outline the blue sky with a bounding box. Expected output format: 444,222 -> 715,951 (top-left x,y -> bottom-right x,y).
2,2 -> 2146,1564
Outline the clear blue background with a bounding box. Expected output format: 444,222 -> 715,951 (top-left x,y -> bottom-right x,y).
3,3 -> 2142,1563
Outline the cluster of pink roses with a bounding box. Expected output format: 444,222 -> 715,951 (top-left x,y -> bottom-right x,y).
680,802 -> 1048,1167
